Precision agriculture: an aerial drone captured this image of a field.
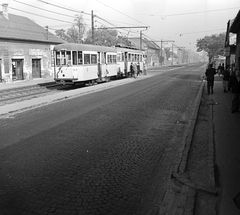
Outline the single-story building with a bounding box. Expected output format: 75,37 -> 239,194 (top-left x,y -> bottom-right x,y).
0,3 -> 64,83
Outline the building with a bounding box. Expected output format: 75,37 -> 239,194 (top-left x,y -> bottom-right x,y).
229,10 -> 240,70
0,3 -> 64,83
128,37 -> 168,67
225,18 -> 236,69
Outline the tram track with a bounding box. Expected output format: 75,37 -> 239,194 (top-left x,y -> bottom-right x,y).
0,83 -> 78,106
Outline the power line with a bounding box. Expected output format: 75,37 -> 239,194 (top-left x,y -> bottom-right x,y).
157,7 -> 240,17
9,6 -> 73,24
36,0 -> 91,16
95,0 -> 148,26
12,0 -> 91,22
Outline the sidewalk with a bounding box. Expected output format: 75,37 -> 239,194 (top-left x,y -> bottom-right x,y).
211,76 -> 240,214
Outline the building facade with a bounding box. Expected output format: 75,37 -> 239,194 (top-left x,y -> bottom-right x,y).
0,3 -> 64,83
229,10 -> 240,70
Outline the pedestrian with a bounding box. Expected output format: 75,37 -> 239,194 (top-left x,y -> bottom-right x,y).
133,62 -> 137,78
129,62 -> 133,77
205,63 -> 217,95
217,63 -> 223,76
136,62 -> 141,76
222,66 -> 230,93
229,69 -> 240,113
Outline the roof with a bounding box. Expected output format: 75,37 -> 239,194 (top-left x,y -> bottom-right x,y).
230,10 -> 240,33
54,43 -> 117,53
128,37 -> 160,50
0,13 -> 64,44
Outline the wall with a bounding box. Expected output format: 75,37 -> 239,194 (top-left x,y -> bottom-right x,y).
0,40 -> 54,82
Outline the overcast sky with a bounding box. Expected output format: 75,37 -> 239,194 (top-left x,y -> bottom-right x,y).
2,0 -> 240,52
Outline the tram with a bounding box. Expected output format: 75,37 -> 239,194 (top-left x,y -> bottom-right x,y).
53,43 -> 118,85
116,46 -> 145,77
53,43 -> 146,85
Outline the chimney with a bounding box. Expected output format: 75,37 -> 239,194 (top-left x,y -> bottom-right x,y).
2,3 -> 9,19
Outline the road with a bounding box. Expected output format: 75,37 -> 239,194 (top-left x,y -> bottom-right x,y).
0,63 -> 205,215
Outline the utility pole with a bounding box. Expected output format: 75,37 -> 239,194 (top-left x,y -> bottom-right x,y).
158,40 -> 174,66
91,10 -> 94,44
140,31 -> 142,50
45,26 -> 49,40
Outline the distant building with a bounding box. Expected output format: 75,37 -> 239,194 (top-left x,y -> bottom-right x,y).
0,3 -> 64,83
128,37 -> 168,67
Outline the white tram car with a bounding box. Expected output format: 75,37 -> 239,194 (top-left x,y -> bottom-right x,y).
53,43 -> 145,85
54,43 -> 118,85
116,47 -> 145,77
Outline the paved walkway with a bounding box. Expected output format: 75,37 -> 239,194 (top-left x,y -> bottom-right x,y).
211,76 -> 240,214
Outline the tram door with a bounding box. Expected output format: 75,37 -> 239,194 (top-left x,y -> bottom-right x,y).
101,52 -> 107,78
12,59 -> 23,80
124,52 -> 128,76
32,59 -> 41,78
97,52 -> 102,80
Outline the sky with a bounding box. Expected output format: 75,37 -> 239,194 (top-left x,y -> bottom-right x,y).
1,0 -> 240,52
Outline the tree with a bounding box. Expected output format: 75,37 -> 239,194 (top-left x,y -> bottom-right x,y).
84,27 -> 118,46
196,32 -> 226,63
55,29 -> 69,42
164,47 -> 171,60
55,14 -> 86,43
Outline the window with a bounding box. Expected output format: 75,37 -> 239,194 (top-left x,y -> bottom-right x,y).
84,54 -> 90,64
108,55 -> 112,64
78,51 -> 83,65
66,51 -> 71,65
72,51 -> 77,65
91,54 -> 97,64
112,55 -> 117,63
117,53 -> 121,62
55,51 -> 61,66
61,51 -> 66,65
128,53 -> 131,61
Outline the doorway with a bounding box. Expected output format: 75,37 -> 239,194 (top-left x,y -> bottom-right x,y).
12,59 -> 24,80
32,59 -> 41,78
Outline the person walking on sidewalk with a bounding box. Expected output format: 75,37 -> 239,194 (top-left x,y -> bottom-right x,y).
205,63 -> 217,95
229,69 -> 240,113
222,66 -> 230,92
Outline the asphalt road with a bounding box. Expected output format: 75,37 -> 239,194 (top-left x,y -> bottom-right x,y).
0,63 -> 205,215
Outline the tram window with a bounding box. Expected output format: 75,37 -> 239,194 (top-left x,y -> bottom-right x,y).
72,51 -> 77,65
140,55 -> 142,62
112,55 -> 117,63
78,51 -> 82,65
117,53 -> 121,62
84,54 -> 90,64
91,54 -> 97,64
128,53 -> 131,61
108,55 -> 112,64
55,51 -> 60,66
122,53 -> 124,61
61,51 -> 66,65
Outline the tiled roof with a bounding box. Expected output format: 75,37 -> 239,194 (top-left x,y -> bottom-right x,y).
0,13 -> 64,44
128,37 -> 160,50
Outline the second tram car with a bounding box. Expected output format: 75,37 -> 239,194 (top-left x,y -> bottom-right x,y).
54,43 -> 118,85
116,47 -> 144,77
